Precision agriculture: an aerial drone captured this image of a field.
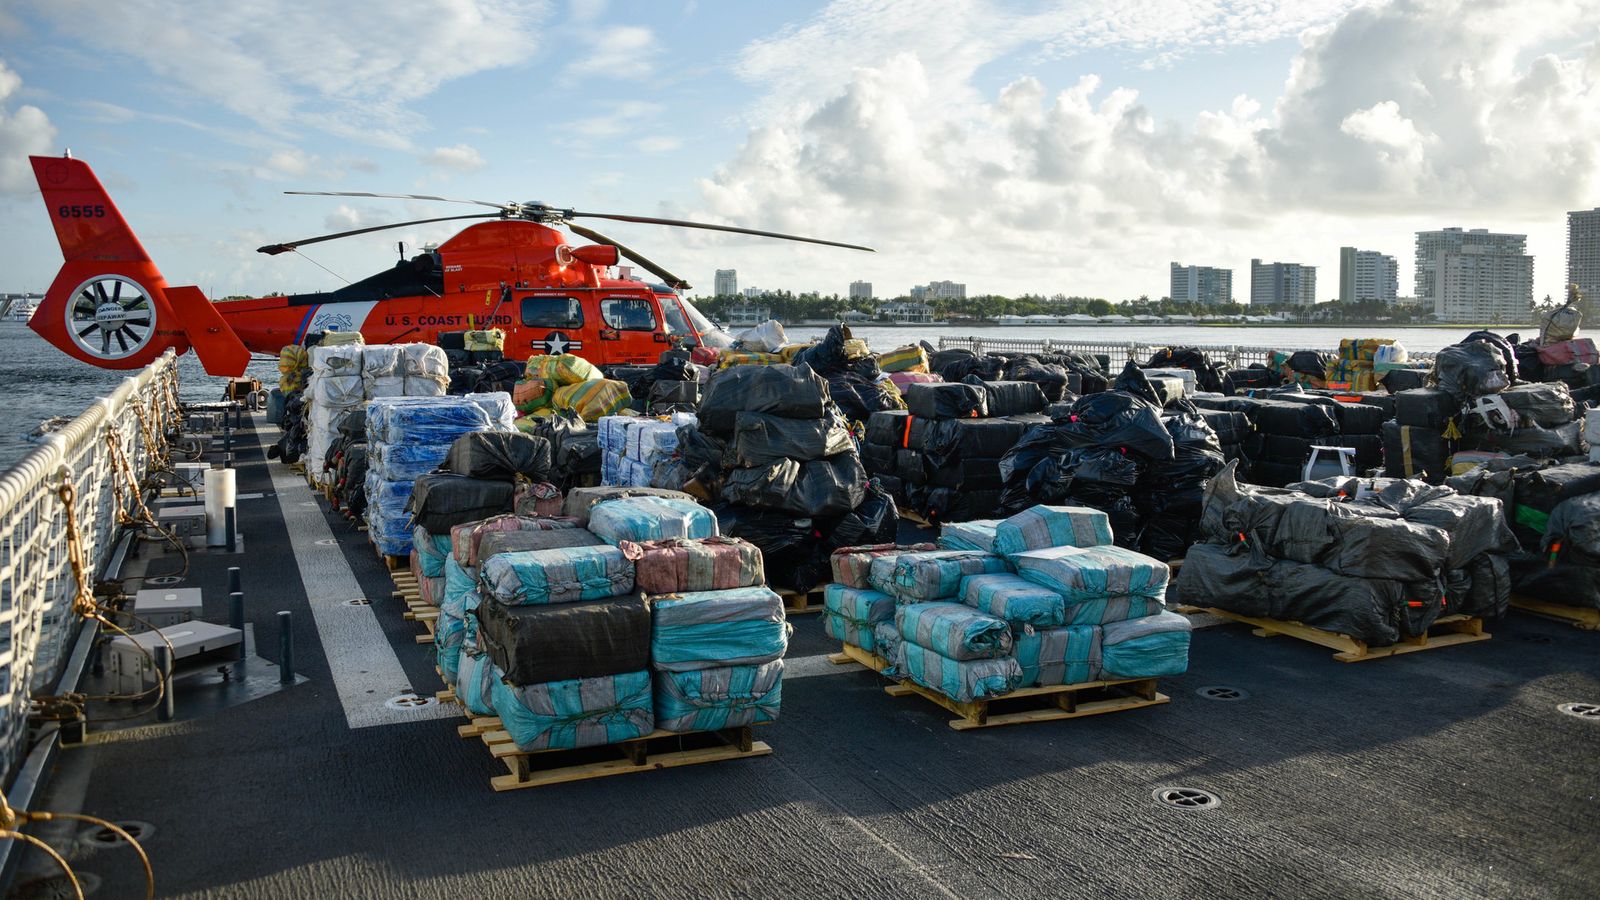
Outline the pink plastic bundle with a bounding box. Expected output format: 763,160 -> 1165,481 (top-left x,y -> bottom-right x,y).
620,537 -> 765,595
830,543 -> 937,589
450,514 -> 580,568
513,482 -> 565,518
418,574 -> 445,607
888,372 -> 941,388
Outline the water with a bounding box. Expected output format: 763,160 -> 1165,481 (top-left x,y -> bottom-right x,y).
0,319 -> 1510,470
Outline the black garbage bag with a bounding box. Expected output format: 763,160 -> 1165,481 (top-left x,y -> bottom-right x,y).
1145,347 -> 1235,394
922,487 -> 1005,524
1112,360 -> 1162,407
699,364 -> 831,433
866,410 -> 911,446
1448,553 -> 1512,618
1379,367 -> 1428,393
965,377 -> 1048,416
1514,563 -> 1600,607
826,371 -> 904,423
1000,446 -> 1142,514
938,354 -> 1005,382
1433,341 -> 1510,398
929,348 -> 976,375
727,410 -> 855,466
1544,492 -> 1600,567
1476,420 -> 1586,458
1003,355 -> 1071,401
408,473 -> 517,533
1285,350 -> 1332,379
1498,382 -> 1576,428
442,431 -> 553,482
529,411 -> 602,482
1054,391 -> 1175,461
721,453 -> 866,517
1514,340 -> 1546,384
904,382 -> 988,419
790,325 -> 862,377
1231,365 -> 1284,392
922,418 -> 1032,468
715,504 -> 827,588
826,481 -> 900,549
1462,330 -> 1519,383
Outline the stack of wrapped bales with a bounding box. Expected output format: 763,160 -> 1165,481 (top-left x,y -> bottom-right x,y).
305,342 -> 367,484
598,412 -> 698,489
824,505 -> 1190,704
513,354 -> 631,425
1515,478 -> 1600,604
516,410 -> 603,489
361,344 -> 450,399
363,394 -> 514,556
1190,392 -> 1360,487
1175,462 -> 1519,643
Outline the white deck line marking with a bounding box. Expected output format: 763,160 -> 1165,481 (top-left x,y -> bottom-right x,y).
783,653 -> 856,680
268,462 -> 453,728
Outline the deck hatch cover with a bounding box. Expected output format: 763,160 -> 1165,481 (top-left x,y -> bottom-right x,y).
1195,685 -> 1248,701
1153,788 -> 1221,811
1557,702 -> 1600,721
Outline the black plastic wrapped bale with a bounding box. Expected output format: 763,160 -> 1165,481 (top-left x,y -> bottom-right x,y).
1051,391 -> 1175,461
1244,460 -> 1309,488
1513,463 -> 1600,515
1449,553 -> 1511,618
920,418 -> 1033,467
721,453 -> 867,517
895,448 -> 927,485
1381,422 -> 1451,483
699,364 -> 831,434
1474,421 -> 1586,458
904,382 -> 988,419
1515,563 -> 1600,606
726,411 -> 854,467
1246,398 -> 1340,438
1256,433 -> 1314,465
826,481 -> 900,549
865,410 -> 911,446
922,487 -> 1004,524
474,593 -> 651,685
1434,341 -> 1510,398
1334,434 -> 1384,472
647,380 -> 701,411
927,457 -> 1005,490
1379,367 -> 1428,393
1003,356 -> 1071,401
965,378 -> 1048,416
826,371 -> 905,424
1328,402 -> 1387,435
1401,494 -> 1519,570
1545,362 -> 1596,389
861,442 -> 896,474
1199,409 -> 1253,445
790,324 -> 873,377
1232,365 -> 1283,391
1145,347 -> 1234,394
408,474 -> 518,534
442,432 -> 553,482
1569,383 -> 1600,407
1394,388 -> 1460,430
937,354 -> 1005,383
1285,350 -> 1332,380
1498,382 -> 1576,428
1462,330 -> 1520,382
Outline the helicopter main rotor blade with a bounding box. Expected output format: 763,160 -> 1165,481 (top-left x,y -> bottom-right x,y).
286,190 -> 505,210
568,211 -> 874,252
257,214 -> 499,255
565,223 -> 692,291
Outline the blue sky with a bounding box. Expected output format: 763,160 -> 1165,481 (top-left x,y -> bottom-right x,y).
1,0 -> 1596,304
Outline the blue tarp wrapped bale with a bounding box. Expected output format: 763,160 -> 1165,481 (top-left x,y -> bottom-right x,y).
992,505 -> 1114,556
874,622 -> 903,674
960,573 -> 1066,628
481,546 -> 635,605
822,584 -> 896,651
365,471 -> 414,555
456,651 -> 500,716
868,550 -> 1013,603
1013,611 -> 1192,687
650,587 -> 789,672
413,526 -> 453,578
437,582 -> 484,686
444,557 -> 477,608
1012,545 -> 1169,604
654,660 -> 784,732
587,497 -> 719,546
937,520 -> 1002,553
369,442 -> 454,481
366,396 -> 495,445
895,641 -> 1022,702
829,543 -> 937,589
895,602 -> 1013,660
490,670 -> 655,751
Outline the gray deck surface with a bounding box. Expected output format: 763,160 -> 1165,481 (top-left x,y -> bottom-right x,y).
22,415 -> 1600,899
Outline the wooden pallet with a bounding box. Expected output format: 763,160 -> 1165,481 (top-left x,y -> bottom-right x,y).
1202,608 -> 1491,662
776,586 -> 825,615
389,570 -> 438,643
829,643 -> 1170,731
476,724 -> 771,791
1510,595 -> 1600,631
289,462 -> 306,475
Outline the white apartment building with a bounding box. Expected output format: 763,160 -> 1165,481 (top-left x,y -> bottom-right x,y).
1169,263 -> 1233,305
1568,209 -> 1600,321
1433,245 -> 1533,324
714,269 -> 738,297
1250,259 -> 1317,305
849,280 -> 873,300
1414,228 -> 1524,301
1338,247 -> 1398,302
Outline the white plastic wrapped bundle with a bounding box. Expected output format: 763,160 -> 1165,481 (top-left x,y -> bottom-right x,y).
306,346 -> 367,485
464,392 -> 516,430
399,343 -> 450,396
361,345 -> 405,398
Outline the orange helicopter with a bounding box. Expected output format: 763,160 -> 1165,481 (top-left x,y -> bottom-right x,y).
28,154 -> 872,376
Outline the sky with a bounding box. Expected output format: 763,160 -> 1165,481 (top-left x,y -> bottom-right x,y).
0,0 -> 1597,304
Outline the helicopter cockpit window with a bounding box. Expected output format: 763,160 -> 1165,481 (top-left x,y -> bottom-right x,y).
660,299 -> 690,335
521,296 -> 583,329
600,298 -> 658,331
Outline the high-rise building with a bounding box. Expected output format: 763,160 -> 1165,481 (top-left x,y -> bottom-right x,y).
1568,209 -> 1600,321
849,280 -> 873,300
924,280 -> 966,300
1414,228 -> 1524,302
1432,244 -> 1533,324
1249,259 -> 1317,305
714,269 -> 738,297
1169,262 -> 1233,305
1338,247 -> 1398,302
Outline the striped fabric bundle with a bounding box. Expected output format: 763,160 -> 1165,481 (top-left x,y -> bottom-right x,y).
822,584 -> 897,651
1012,545 -> 1169,604
412,526 -> 454,577
490,670 -> 655,751
1012,625 -> 1100,687
874,622 -> 903,673
960,573 -> 1065,627
895,602 -> 1013,660
443,557 -> 477,610
477,528 -> 603,563
992,505 -> 1114,556
937,520 -> 1002,553
418,574 -> 444,608
587,497 -> 719,546
829,543 -> 937,589
455,651 -> 500,717
868,550 -> 1013,603
438,587 -> 484,686
450,514 -> 581,567
552,378 -> 631,422
1101,612 -> 1192,680
653,660 -> 784,732
649,587 -> 789,672
481,546 -> 635,605
620,537 -> 765,595
895,642 -> 1022,702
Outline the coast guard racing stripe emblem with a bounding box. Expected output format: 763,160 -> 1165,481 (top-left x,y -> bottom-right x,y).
540,331 -> 582,355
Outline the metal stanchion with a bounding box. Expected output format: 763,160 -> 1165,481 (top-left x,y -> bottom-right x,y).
155,645 -> 175,722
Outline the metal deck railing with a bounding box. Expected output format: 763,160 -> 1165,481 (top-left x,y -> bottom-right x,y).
934,336 -> 1436,368
0,351 -> 181,785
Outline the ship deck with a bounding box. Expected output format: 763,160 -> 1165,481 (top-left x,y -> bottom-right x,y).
24,413 -> 1600,899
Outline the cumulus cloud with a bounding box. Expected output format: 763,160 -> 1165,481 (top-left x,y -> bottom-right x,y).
0,58 -> 56,194
18,0 -> 551,146
691,0 -> 1600,298
564,25 -> 659,82
422,143 -> 487,172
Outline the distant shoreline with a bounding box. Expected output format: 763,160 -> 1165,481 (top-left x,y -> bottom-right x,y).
779,320 -> 1530,330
